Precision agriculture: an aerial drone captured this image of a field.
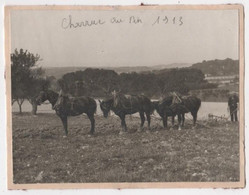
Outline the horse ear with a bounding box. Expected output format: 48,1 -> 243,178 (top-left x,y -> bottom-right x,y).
98,99 -> 102,104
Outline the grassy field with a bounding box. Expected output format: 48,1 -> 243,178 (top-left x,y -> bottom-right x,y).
12,113 -> 240,183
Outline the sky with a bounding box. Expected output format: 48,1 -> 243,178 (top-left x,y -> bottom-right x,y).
10,8 -> 239,67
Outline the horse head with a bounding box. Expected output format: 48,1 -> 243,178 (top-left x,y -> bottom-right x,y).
152,101 -> 159,113
36,91 -> 48,105
99,99 -> 112,118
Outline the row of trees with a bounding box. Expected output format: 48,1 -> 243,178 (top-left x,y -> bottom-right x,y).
11,49 -> 217,114
58,67 -> 217,98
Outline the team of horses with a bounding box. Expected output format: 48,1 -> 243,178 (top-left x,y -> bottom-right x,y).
36,89 -> 204,135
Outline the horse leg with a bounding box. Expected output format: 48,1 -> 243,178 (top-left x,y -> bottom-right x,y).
59,115 -> 68,135
119,114 -> 127,133
163,115 -> 168,129
177,114 -> 182,130
190,111 -> 198,129
230,109 -> 234,121
192,112 -> 197,126
172,116 -> 175,126
87,113 -> 95,134
145,112 -> 151,131
139,112 -> 145,131
182,114 -> 185,127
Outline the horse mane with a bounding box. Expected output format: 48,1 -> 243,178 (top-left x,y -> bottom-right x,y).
46,89 -> 59,106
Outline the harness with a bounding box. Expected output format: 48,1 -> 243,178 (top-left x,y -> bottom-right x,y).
112,91 -> 134,114
171,92 -> 182,104
170,92 -> 190,113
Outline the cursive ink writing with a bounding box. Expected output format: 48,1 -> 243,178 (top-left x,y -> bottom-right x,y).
110,17 -> 124,24
152,16 -> 183,26
129,16 -> 142,24
61,15 -> 106,29
61,15 -> 184,30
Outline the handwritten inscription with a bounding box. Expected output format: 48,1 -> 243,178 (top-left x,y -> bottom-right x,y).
129,16 -> 143,24
152,16 -> 183,26
61,15 -> 183,29
110,17 -> 124,24
61,15 -> 105,29
109,16 -> 142,24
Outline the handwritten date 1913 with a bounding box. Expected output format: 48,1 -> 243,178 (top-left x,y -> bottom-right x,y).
152,16 -> 183,26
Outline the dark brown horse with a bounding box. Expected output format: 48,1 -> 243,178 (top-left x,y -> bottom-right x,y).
170,93 -> 201,130
36,90 -> 96,135
152,96 -> 180,129
99,92 -> 153,134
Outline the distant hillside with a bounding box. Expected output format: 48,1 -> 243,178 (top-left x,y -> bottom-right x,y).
191,58 -> 239,76
45,67 -> 87,79
44,59 -> 238,79
153,63 -> 191,69
44,63 -> 191,79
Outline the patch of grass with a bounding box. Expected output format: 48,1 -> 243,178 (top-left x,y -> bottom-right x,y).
12,113 -> 240,183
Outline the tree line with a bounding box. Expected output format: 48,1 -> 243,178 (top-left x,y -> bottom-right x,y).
191,58 -> 239,76
11,49 -> 217,114
57,67 -> 217,98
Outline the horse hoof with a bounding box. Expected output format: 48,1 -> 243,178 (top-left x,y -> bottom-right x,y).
169,127 -> 173,131
119,131 -> 124,135
63,135 -> 67,138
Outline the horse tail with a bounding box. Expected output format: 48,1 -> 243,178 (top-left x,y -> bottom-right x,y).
140,95 -> 154,115
197,98 -> 201,110
195,97 -> 201,112
89,97 -> 97,114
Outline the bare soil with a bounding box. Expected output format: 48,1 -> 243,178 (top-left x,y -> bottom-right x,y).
12,113 -> 240,183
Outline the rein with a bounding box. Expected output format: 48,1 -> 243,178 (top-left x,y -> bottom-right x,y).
172,92 -> 182,104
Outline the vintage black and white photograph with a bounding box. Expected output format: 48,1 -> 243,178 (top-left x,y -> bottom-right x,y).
5,5 -> 244,188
